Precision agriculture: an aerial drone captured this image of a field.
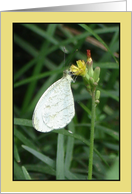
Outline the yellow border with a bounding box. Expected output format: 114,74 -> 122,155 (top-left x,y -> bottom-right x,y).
1,12 -> 131,192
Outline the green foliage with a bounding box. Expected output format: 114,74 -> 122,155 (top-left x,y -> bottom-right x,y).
14,23 -> 119,180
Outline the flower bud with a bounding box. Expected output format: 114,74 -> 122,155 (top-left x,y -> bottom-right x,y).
93,67 -> 100,82
89,77 -> 94,86
86,50 -> 93,65
95,100 -> 100,106
87,50 -> 93,64
86,50 -> 93,77
86,84 -> 92,95
88,65 -> 93,77
93,82 -> 98,86
95,90 -> 100,100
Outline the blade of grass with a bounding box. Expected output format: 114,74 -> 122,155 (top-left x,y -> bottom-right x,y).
79,24 -> 118,64
99,30 -> 119,63
65,170 -> 79,180
14,161 -> 25,180
96,125 -> 119,141
100,69 -> 119,108
99,88 -> 119,102
25,164 -> 56,176
28,74 -> 59,112
78,101 -> 91,116
22,166 -> 32,180
22,24 -> 119,61
22,24 -> 59,46
21,24 -> 58,114
74,89 -> 119,102
65,121 -> 75,172
14,127 -> 37,150
56,134 -> 65,180
102,142 -> 119,151
14,118 -> 109,167
93,62 -> 119,69
28,39 -> 85,112
54,130 -> 109,167
14,68 -> 64,88
98,30 -> 119,109
14,143 -> 21,163
14,34 -> 38,57
22,145 -> 55,168
14,58 -> 37,82
76,124 -> 119,141
14,118 -> 32,126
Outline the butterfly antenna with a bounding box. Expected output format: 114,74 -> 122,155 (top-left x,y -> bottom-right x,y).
66,48 -> 78,67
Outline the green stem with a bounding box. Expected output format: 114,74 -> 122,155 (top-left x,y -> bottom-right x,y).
88,89 -> 96,180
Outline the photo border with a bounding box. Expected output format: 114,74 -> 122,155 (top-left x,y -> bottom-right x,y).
1,12 -> 131,192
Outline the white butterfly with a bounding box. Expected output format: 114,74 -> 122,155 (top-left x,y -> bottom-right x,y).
32,70 -> 75,132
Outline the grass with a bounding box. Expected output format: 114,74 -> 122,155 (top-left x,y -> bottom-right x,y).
14,23 -> 119,180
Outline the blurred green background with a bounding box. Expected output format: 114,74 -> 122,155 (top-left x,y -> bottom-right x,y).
14,23 -> 119,180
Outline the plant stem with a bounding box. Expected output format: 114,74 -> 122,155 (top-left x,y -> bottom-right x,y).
88,89 -> 96,180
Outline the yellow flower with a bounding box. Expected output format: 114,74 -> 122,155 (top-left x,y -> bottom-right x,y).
70,60 -> 87,77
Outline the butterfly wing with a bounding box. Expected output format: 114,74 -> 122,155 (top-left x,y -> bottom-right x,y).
32,74 -> 75,132
42,76 -> 75,129
32,78 -> 62,132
